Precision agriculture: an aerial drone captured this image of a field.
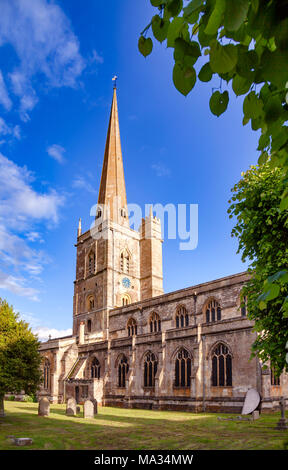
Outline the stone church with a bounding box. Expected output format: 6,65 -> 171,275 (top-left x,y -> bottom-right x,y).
39,87 -> 287,412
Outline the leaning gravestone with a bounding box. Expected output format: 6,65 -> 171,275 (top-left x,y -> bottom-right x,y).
66,397 -> 76,416
242,388 -> 261,415
83,399 -> 94,419
38,397 -> 50,417
275,397 -> 288,430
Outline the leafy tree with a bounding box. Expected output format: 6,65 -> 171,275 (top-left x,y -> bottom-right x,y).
228,164 -> 288,375
139,0 -> 288,372
0,298 -> 42,417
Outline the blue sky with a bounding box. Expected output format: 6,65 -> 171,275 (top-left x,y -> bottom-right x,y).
0,0 -> 259,340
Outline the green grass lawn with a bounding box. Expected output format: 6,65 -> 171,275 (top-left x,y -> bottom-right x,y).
0,401 -> 287,450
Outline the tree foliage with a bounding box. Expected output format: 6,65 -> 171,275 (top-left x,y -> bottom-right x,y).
139,0 -> 288,372
0,298 -> 42,415
228,164 -> 288,375
139,1 -> 288,189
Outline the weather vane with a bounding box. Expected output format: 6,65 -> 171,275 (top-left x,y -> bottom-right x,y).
112,75 -> 118,88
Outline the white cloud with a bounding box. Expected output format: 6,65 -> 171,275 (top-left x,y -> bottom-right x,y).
151,162 -> 171,177
17,311 -> 72,342
0,116 -> 21,144
0,153 -> 65,299
90,49 -> 104,65
33,326 -> 72,342
0,271 -> 40,301
47,144 -> 66,164
0,70 -> 12,110
0,153 -> 64,226
0,0 -> 85,117
72,175 -> 97,194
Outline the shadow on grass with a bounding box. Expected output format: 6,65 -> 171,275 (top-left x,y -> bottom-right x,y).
11,403 -> 217,428
1,402 -> 286,450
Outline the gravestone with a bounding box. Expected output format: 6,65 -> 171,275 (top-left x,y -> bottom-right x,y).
242,388 -> 261,415
252,410 -> 260,420
83,399 -> 94,419
66,397 -> 76,416
13,438 -> 33,446
276,397 -> 288,430
38,397 -> 50,417
76,406 -> 81,414
91,398 -> 98,415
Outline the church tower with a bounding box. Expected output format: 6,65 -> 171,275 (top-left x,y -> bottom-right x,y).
72,85 -> 163,341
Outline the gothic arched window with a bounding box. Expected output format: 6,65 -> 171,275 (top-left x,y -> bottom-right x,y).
241,295 -> 247,316
205,299 -> 221,323
211,343 -> 232,387
87,295 -> 95,311
120,250 -> 130,274
149,312 -> 161,333
118,355 -> 129,388
88,251 -> 95,275
121,294 -> 131,306
174,348 -> 192,388
43,358 -> 50,390
127,318 -> 137,336
91,357 -> 100,379
144,352 -> 158,387
176,306 -> 189,328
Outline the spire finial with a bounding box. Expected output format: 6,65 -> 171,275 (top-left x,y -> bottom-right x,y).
77,218 -> 82,238
112,75 -> 117,89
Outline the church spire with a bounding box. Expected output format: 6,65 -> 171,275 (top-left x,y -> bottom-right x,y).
98,85 -> 128,226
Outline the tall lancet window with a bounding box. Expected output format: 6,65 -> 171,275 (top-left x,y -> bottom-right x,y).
120,250 -> 130,274
43,358 -> 50,390
174,348 -> 192,388
91,357 -> 101,379
118,355 -> 129,388
176,305 -> 189,328
144,352 -> 158,387
149,312 -> 161,333
211,343 -> 232,387
205,299 -> 221,323
88,251 -> 95,275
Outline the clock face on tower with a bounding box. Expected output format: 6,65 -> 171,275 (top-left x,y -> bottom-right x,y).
122,277 -> 131,288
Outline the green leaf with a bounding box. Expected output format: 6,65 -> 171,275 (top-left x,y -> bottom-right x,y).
183,0 -> 203,17
198,62 -> 213,82
280,195 -> 288,211
138,36 -> 153,57
258,151 -> 268,165
257,133 -> 270,151
167,17 -> 187,47
267,271 -> 288,284
260,49 -> 288,89
209,41 -> 238,74
173,63 -> 196,96
150,0 -> 166,6
166,0 -> 183,16
152,15 -> 169,43
243,91 -> 263,119
209,90 -> 229,116
224,0 -> 249,31
205,0 -> 226,35
266,284 -> 280,301
174,38 -> 201,68
232,74 -> 252,96
264,96 -> 283,125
